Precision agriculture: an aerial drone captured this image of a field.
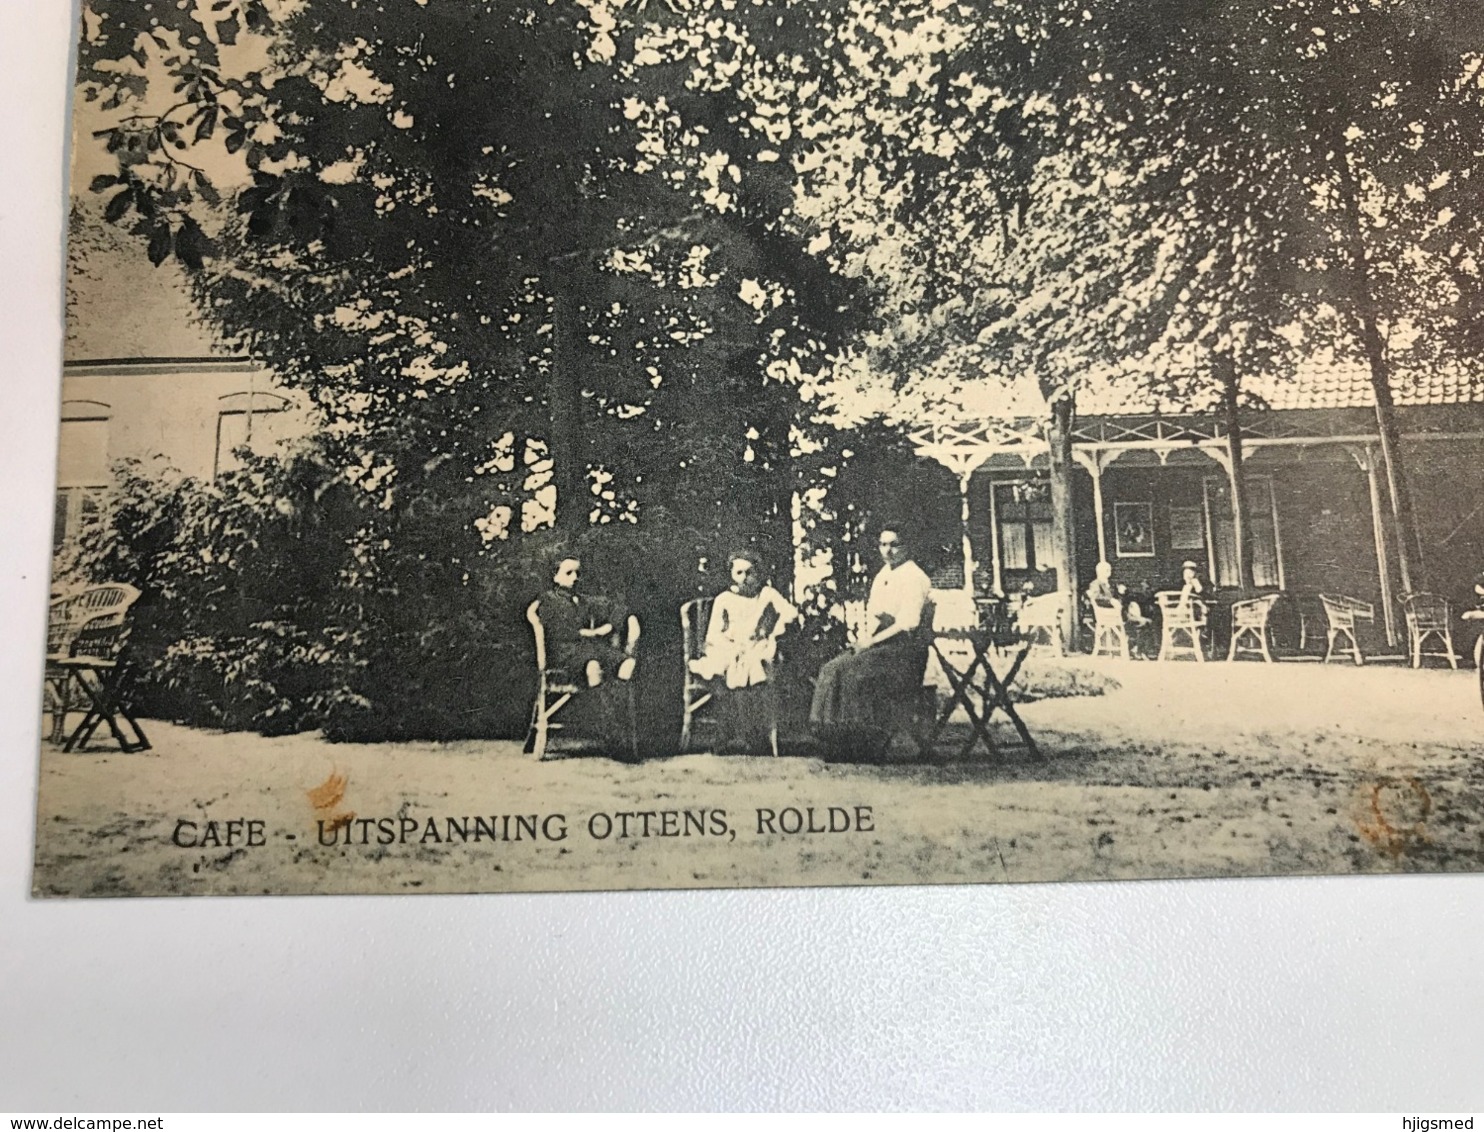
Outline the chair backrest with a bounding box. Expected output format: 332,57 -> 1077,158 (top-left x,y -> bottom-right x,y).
47,595 -> 81,655
1231,593 -> 1281,628
1319,593 -> 1373,630
1092,601 -> 1124,630
928,589 -> 974,632
1018,591 -> 1063,630
918,597 -> 938,639
680,597 -> 713,663
49,584 -> 141,657
841,595 -> 935,644
525,600 -> 548,673
74,583 -> 139,619
1155,590 -> 1207,625
1402,592 -> 1450,631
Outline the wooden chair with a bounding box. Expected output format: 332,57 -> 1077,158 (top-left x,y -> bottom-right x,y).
1228,593 -> 1282,662
1016,591 -> 1065,654
45,583 -> 149,753
1319,593 -> 1374,665
680,596 -> 780,757
523,599 -> 640,760
1155,591 -> 1208,662
1401,593 -> 1458,669
829,597 -> 938,758
1089,601 -> 1129,659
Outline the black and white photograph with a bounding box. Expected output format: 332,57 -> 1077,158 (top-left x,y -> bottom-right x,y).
34,0 -> 1484,898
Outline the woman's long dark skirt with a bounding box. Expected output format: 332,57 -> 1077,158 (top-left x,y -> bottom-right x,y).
809,637 -> 928,730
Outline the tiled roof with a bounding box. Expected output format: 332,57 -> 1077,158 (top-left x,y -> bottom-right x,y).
1079,358 -> 1484,416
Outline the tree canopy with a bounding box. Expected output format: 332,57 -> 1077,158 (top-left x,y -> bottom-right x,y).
74,0 -> 1484,616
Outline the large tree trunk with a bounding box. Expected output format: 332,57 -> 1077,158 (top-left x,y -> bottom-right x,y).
1217,351 -> 1253,594
548,254 -> 589,533
1333,125 -> 1426,594
1046,391 -> 1081,652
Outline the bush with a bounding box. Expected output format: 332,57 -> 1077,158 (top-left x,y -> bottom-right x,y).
69,445 -> 904,746
1011,658 -> 1121,702
69,448 -> 549,738
67,451 -> 754,745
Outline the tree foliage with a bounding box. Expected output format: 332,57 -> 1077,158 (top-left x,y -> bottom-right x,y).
70,0 -> 1484,715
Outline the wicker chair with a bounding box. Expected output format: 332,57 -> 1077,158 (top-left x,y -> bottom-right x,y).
523,600 -> 640,760
1089,601 -> 1129,659
45,583 -> 149,753
1016,591 -> 1066,655
1401,593 -> 1458,669
1228,593 -> 1282,662
679,596 -> 780,757
1319,593 -> 1374,665
1155,591 -> 1208,662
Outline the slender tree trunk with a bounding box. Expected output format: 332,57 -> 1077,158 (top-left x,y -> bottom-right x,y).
548,253 -> 588,533
1217,351 -> 1253,594
770,472 -> 796,599
750,403 -> 796,598
1333,124 -> 1425,593
1046,390 -> 1081,651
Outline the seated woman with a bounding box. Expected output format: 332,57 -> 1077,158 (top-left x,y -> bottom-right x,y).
690,550 -> 798,754
809,525 -> 933,749
538,553 -> 636,689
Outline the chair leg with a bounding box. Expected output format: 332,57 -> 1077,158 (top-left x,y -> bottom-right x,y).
528,697 -> 551,760
1446,630 -> 1459,670
627,683 -> 638,761
523,697 -> 540,754
769,683 -> 780,757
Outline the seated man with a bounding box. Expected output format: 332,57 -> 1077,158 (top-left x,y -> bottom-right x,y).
1086,560 -> 1119,613
1085,560 -> 1127,654
810,526 -> 933,745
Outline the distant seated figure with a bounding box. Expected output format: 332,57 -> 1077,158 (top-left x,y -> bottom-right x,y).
539,553 -> 636,689
690,550 -> 798,690
1118,574 -> 1156,659
1464,571 -> 1484,662
810,525 -> 933,740
1178,559 -> 1206,607
1086,560 -> 1120,612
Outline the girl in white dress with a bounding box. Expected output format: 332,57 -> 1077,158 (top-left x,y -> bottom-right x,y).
690,551 -> 798,752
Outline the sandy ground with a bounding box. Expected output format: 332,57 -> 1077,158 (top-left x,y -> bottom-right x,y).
30,659 -> 1484,897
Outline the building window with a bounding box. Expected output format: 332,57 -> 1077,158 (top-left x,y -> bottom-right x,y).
995,481 -> 1055,571
215,392 -> 293,476
1205,475 -> 1283,588
54,487 -> 107,552
55,408 -> 110,551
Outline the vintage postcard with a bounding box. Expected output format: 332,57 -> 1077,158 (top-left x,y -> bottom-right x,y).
35,0 -> 1484,897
